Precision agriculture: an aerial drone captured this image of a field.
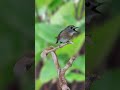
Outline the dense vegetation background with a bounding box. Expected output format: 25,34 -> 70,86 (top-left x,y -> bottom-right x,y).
35,0 -> 85,90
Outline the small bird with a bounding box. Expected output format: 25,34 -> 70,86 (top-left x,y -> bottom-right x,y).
56,25 -> 79,44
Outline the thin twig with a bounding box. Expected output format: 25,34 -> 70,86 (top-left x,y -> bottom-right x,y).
51,52 -> 61,70
63,53 -> 78,73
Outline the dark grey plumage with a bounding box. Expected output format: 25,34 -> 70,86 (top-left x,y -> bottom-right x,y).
56,25 -> 79,44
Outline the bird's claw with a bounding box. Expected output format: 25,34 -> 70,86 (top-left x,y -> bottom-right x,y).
67,41 -> 73,44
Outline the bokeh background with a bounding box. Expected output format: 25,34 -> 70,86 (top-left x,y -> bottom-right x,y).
35,0 -> 85,90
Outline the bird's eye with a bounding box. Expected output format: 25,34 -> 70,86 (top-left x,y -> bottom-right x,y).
70,27 -> 73,29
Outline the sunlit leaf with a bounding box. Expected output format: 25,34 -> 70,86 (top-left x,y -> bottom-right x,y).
40,60 -> 57,83
50,1 -> 75,25
35,0 -> 53,8
78,0 -> 85,18
56,32 -> 85,57
72,55 -> 85,74
35,23 -> 63,44
35,79 -> 42,90
39,56 -> 65,84
35,36 -> 47,65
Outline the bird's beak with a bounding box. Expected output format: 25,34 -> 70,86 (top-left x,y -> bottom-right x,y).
74,30 -> 79,33
74,27 -> 79,29
73,27 -> 79,33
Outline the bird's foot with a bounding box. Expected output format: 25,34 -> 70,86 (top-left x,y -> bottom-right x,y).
67,41 -> 73,44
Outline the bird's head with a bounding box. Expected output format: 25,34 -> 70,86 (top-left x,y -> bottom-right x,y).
66,25 -> 80,35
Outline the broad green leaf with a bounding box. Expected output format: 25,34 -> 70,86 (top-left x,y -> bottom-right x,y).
56,32 -> 85,57
40,60 -> 57,83
50,1 -> 75,25
63,15 -> 77,25
39,57 -> 65,84
35,79 -> 42,90
48,0 -> 63,12
35,0 -> 53,8
57,54 -> 70,67
66,72 -> 85,83
35,36 -> 47,65
72,55 -> 85,74
76,17 -> 85,32
35,36 -> 46,55
78,0 -> 85,18
35,23 -> 63,44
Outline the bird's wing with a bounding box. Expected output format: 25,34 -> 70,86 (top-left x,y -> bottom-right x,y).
56,30 -> 64,40
56,30 -> 64,43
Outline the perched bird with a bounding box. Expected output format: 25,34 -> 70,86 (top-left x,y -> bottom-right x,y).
56,25 -> 79,44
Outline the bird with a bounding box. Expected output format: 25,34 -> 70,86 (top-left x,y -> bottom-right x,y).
56,25 -> 79,44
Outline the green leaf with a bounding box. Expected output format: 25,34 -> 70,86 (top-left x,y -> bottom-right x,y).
40,60 -> 57,84
63,15 -> 77,25
50,1 -> 75,25
35,23 -> 63,44
78,0 -> 85,18
35,36 -> 46,56
72,55 -> 85,74
35,79 -> 42,90
39,57 -> 65,84
35,0 -> 53,8
35,36 -> 47,65
66,72 -> 85,83
56,32 -> 85,57
48,0 -> 63,12
76,17 -> 85,32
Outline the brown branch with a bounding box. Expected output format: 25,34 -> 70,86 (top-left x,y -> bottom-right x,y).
41,42 -> 78,90
51,51 -> 61,70
63,53 -> 79,73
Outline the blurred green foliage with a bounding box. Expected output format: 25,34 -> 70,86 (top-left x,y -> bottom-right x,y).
90,69 -> 120,90
86,15 -> 120,71
0,0 -> 34,89
35,0 -> 85,90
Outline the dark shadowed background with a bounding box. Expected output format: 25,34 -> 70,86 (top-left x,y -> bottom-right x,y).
0,0 -> 34,90
86,0 -> 120,90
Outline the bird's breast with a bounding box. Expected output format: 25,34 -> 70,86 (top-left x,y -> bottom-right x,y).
59,38 -> 69,43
